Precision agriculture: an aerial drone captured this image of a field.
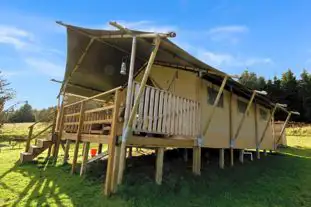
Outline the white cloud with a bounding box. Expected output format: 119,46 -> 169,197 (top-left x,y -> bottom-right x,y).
198,50 -> 272,68
24,58 -> 64,78
1,70 -> 21,77
207,25 -> 249,44
0,25 -> 34,49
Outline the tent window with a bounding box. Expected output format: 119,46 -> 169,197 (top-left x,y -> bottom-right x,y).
237,99 -> 248,114
260,108 -> 268,120
207,86 -> 224,108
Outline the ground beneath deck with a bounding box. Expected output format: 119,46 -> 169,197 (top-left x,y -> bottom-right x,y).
0,137 -> 311,207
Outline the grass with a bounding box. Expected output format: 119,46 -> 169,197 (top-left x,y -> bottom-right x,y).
0,124 -> 311,206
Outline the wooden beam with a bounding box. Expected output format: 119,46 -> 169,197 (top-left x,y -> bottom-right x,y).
228,89 -> 234,167
219,148 -> 224,169
104,89 -> 121,196
53,98 -> 65,162
258,105 -> 277,147
192,147 -> 201,175
275,112 -> 292,146
239,149 -> 244,164
202,75 -> 228,136
63,139 -> 71,164
230,148 -> 234,167
80,142 -> 90,176
97,143 -> 103,154
232,91 -> 257,143
254,103 -> 260,159
263,149 -> 267,156
62,133 -> 110,144
71,102 -> 85,174
126,136 -> 195,148
117,37 -> 161,185
111,145 -> 120,193
155,148 -> 165,185
59,38 -> 95,97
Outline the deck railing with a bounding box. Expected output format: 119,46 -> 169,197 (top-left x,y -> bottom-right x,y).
62,87 -> 121,135
131,82 -> 200,137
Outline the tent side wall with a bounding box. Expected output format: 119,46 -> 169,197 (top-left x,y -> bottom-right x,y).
136,65 -> 274,150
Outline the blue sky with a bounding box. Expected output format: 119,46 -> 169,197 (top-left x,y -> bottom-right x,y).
1,0 -> 311,109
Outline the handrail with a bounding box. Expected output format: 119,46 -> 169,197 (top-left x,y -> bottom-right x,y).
64,86 -> 122,108
29,109 -> 56,128
30,124 -> 54,141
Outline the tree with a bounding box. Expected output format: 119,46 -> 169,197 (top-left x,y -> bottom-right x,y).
0,71 -> 15,126
8,102 -> 35,123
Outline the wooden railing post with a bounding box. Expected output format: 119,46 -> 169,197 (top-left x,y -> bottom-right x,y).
25,126 -> 34,152
52,99 -> 65,161
71,102 -> 86,174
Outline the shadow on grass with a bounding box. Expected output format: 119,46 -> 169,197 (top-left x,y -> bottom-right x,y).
1,146 -> 311,207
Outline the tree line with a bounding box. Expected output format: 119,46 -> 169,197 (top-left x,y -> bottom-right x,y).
239,69 -> 311,122
1,69 -> 310,123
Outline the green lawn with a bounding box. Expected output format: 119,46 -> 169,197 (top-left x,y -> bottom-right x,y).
0,124 -> 311,206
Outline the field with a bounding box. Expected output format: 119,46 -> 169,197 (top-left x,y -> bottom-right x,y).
0,123 -> 311,207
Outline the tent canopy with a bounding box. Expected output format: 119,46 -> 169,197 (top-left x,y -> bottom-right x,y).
60,22 -> 275,109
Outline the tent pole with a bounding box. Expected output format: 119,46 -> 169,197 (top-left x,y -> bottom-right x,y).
117,37 -> 161,185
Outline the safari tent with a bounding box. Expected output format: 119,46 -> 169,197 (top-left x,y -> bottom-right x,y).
20,21 -> 298,196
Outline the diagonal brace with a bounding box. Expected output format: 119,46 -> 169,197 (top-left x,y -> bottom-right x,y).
258,105 -> 277,146
203,75 -> 228,136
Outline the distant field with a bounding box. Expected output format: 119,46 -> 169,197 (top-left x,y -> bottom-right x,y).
0,122 -> 50,141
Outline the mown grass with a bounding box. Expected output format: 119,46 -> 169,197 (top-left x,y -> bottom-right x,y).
0,124 -> 311,207
0,123 -> 49,141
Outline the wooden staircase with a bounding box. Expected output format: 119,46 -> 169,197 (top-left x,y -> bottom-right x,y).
20,138 -> 53,163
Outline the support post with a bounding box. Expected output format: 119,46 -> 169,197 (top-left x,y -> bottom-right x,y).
258,105 -> 278,148
104,90 -> 121,196
71,102 -> 85,174
52,97 -> 65,162
203,75 -> 228,136
128,147 -> 133,158
80,142 -> 90,176
219,148 -> 224,169
25,126 -> 33,152
228,88 -> 234,167
117,36 -> 161,185
192,147 -> 201,175
111,145 -> 120,193
239,149 -> 244,164
230,148 -> 234,167
97,143 -> 103,154
254,102 -> 260,159
155,148 -> 165,185
63,139 -> 70,164
263,149 -> 267,156
275,112 -> 292,145
183,149 -> 188,162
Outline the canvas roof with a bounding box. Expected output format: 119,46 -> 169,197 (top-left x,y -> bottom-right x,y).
59,22 -> 275,109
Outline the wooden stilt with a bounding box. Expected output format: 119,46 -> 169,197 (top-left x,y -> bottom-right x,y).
71,102 -> 85,174
155,147 -> 165,185
111,145 -> 120,193
128,147 -> 133,158
256,148 -> 260,159
192,147 -> 201,175
47,145 -> 52,158
117,37 -> 161,186
183,148 -> 188,162
104,90 -> 121,196
98,143 -> 103,154
63,139 -> 70,164
239,149 -> 244,164
219,148 -> 224,169
80,142 -> 90,176
230,148 -> 234,167
264,149 -> 267,156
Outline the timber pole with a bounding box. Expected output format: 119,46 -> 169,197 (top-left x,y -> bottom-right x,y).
117,36 -> 161,185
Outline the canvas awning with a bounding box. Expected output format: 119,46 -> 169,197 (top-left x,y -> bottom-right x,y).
59,22 -> 278,109
59,22 -> 226,97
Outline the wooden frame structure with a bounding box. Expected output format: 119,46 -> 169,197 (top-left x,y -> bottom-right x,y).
19,21 -> 300,197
